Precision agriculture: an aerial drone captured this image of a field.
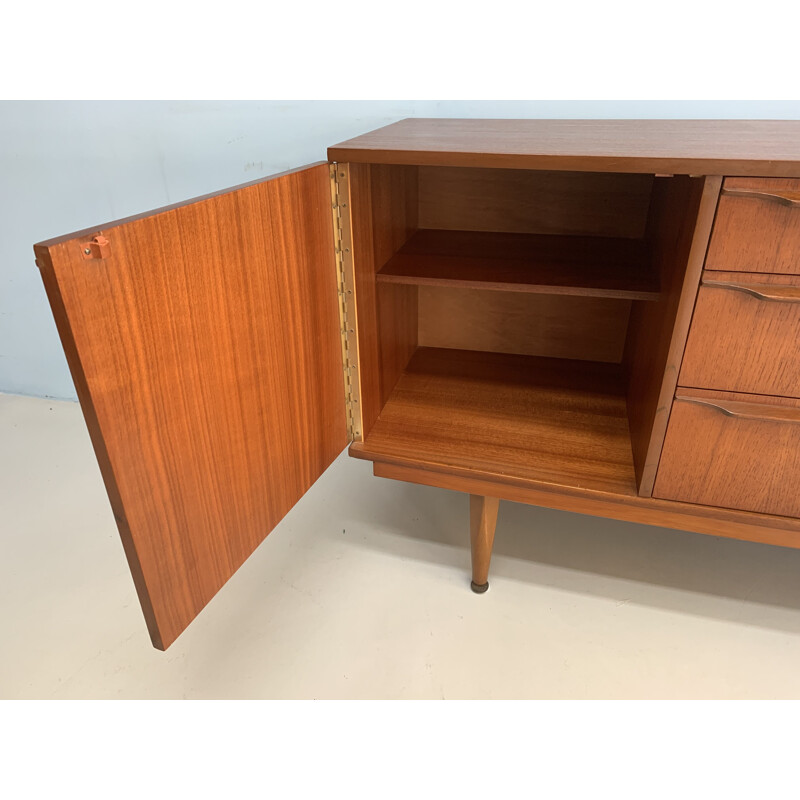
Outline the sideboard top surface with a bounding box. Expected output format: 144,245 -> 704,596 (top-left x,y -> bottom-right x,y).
328,118 -> 800,176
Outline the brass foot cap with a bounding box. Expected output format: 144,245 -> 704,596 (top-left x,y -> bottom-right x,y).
470,580 -> 489,594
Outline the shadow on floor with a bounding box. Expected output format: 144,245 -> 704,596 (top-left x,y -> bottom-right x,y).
348,477 -> 800,633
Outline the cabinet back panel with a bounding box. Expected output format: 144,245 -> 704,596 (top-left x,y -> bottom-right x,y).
418,167 -> 654,238
418,286 -> 631,362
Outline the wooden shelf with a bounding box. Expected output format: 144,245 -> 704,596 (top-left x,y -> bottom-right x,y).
376,229 -> 659,301
350,348 -> 638,496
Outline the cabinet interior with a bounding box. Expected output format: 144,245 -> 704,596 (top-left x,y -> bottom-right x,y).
348,163 -> 706,496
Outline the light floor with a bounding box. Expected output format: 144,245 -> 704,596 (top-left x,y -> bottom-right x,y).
3,392 -> 800,699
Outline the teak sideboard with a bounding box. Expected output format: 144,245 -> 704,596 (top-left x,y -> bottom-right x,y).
34,119 -> 800,650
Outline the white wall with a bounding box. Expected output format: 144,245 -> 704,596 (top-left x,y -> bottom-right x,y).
2,100 -> 800,400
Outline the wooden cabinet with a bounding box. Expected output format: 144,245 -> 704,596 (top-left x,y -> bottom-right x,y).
34,119 -> 800,650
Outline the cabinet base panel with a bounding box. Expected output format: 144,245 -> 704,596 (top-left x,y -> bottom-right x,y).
351,347 -> 636,496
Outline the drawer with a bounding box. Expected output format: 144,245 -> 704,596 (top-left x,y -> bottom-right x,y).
706,177 -> 800,274
679,274 -> 800,397
654,391 -> 800,517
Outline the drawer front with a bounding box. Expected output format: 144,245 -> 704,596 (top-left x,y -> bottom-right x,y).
679,276 -> 800,397
654,393 -> 800,517
706,177 -> 800,274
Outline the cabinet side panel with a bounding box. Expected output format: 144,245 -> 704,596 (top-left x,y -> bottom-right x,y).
348,163 -> 382,434
372,165 -> 419,402
378,283 -> 418,403
348,163 -> 419,434
625,175 -> 722,495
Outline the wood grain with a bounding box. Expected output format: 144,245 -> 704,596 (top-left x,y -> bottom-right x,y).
328,119 -> 800,176
654,392 -> 800,518
470,495 -> 500,589
623,176 -> 722,496
706,178 -> 800,273
418,287 -> 631,363
350,347 -> 637,496
377,229 -> 658,300
35,163 -> 347,650
680,273 -> 800,397
377,282 -> 418,405
373,462 -> 800,549
417,167 -> 653,237
347,163 -> 419,435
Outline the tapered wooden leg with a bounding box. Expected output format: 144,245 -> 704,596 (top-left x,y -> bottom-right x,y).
469,494 -> 500,594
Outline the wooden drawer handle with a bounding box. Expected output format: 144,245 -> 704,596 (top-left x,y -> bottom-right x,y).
702,279 -> 800,303
675,395 -> 800,424
722,187 -> 800,208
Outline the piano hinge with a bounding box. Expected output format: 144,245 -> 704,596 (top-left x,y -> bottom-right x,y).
329,162 -> 362,442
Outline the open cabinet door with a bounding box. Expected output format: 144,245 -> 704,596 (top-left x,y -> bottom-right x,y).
34,163 -> 348,650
